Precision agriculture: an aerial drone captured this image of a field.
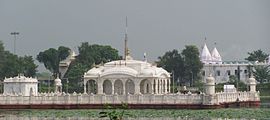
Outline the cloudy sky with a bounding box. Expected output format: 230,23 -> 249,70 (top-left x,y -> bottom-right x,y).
0,0 -> 269,72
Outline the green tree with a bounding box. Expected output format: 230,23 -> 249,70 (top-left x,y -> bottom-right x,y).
156,49 -> 184,84
0,41 -> 37,79
37,46 -> 70,77
156,45 -> 203,87
245,49 -> 269,62
181,45 -> 203,86
253,65 -> 270,83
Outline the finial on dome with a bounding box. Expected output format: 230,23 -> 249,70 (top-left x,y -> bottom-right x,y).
143,52 -> 147,62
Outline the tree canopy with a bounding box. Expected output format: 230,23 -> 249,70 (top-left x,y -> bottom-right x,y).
37,46 -> 70,77
245,49 -> 269,62
182,45 -> 203,86
0,41 -> 37,79
253,65 -> 270,83
156,45 -> 203,87
156,49 -> 184,82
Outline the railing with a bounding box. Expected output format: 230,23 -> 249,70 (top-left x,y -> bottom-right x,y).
0,93 -> 202,105
216,91 -> 260,103
0,92 -> 259,105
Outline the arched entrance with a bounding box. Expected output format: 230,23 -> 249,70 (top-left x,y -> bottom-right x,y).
125,79 -> 135,94
114,80 -> 123,95
86,80 -> 97,94
103,80 -> 112,95
140,79 -> 152,94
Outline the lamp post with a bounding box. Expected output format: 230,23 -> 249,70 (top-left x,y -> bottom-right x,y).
10,32 -> 19,54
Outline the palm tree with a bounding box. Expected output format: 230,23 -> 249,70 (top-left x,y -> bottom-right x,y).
253,65 -> 270,83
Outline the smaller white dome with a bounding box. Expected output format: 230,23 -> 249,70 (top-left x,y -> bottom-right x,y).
54,78 -> 62,86
248,76 -> 256,85
85,67 -> 102,76
201,44 -> 212,64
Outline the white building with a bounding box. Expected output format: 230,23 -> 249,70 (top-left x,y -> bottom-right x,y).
83,19 -> 171,95
200,43 -> 269,84
3,75 -> 38,96
83,54 -> 171,95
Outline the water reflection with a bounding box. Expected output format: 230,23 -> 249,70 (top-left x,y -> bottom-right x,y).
0,116 -> 255,120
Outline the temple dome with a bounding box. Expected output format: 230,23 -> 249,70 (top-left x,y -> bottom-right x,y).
54,77 -> 62,86
211,47 -> 222,64
101,66 -> 138,77
84,59 -> 170,79
85,67 -> 102,77
200,44 -> 212,64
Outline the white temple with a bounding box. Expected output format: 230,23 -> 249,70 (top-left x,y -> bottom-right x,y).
3,75 -> 38,96
83,55 -> 171,95
200,43 -> 269,83
83,18 -> 171,95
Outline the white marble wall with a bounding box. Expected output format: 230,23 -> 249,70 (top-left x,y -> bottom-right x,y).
0,91 -> 259,105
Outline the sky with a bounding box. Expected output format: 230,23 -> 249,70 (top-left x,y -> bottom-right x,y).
0,0 -> 269,72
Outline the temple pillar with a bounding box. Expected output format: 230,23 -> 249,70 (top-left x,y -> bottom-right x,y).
123,80 -> 126,95
158,80 -> 160,94
164,79 -> 167,94
97,80 -> 103,94
155,79 -> 158,94
83,79 -> 87,94
111,80 -> 115,95
134,80 -> 140,94
151,80 -> 154,94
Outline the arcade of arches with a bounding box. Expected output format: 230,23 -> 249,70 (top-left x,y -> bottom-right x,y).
84,78 -> 170,95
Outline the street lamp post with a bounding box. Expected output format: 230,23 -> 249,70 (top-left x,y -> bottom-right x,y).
10,32 -> 19,54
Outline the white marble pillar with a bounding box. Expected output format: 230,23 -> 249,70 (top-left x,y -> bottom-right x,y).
123,80 -> 126,95
164,79 -> 167,94
168,79 -> 171,93
83,80 -> 87,94
151,80 -> 154,94
154,79 -> 158,94
158,79 -> 161,94
135,80 -> 140,94
97,80 -> 103,94
111,80 -> 115,95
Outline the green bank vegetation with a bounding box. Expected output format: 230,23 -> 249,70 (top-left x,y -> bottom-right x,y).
5,108 -> 268,119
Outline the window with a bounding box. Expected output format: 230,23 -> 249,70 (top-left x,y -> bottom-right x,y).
244,70 -> 248,74
202,71 -> 205,76
227,70 -> 231,76
235,70 -> 238,75
216,70 -> 221,76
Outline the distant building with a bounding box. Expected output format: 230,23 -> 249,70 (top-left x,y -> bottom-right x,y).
4,75 -> 38,96
200,43 -> 268,84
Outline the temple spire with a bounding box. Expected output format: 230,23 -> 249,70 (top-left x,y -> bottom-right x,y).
124,16 -> 128,60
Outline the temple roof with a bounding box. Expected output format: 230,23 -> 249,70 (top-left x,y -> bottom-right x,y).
84,59 -> 170,79
211,47 -> 222,63
200,44 -> 212,64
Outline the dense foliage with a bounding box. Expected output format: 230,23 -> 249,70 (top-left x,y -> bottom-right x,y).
156,45 -> 203,87
253,65 -> 270,83
64,42 -> 121,93
36,46 -> 70,77
245,49 -> 269,62
0,41 -> 37,79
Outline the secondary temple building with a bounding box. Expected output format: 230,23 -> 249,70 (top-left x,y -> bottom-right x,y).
200,43 -> 270,84
3,75 -> 38,96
